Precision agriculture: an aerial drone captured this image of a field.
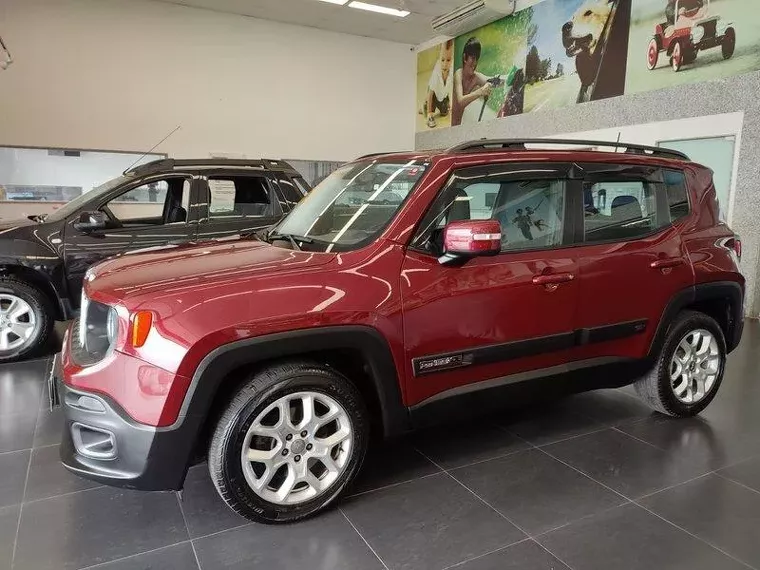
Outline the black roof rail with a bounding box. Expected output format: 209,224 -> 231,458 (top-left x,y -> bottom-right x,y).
125,158 -> 298,176
447,138 -> 689,161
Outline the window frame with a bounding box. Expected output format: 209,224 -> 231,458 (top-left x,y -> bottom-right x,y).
198,172 -> 283,222
96,173 -> 193,228
575,163 -> 690,246
409,162 -> 581,257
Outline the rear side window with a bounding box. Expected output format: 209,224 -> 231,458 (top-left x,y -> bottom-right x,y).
664,169 -> 689,222
276,177 -> 305,209
208,176 -> 279,218
582,168 -> 689,244
584,181 -> 657,242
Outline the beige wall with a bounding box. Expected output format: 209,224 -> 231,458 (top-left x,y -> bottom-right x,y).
0,0 -> 416,162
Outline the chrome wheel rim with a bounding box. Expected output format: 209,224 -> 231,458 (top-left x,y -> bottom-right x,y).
670,328 -> 721,404
0,294 -> 38,354
240,391 -> 353,506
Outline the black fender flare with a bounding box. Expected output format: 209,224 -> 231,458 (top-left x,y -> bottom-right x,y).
648,281 -> 744,358
174,325 -> 410,438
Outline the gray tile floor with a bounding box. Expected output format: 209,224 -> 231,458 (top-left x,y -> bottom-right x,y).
1,322 -> 760,570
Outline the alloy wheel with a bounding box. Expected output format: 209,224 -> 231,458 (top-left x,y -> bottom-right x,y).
240,391 -> 353,505
0,294 -> 38,354
669,328 -> 721,404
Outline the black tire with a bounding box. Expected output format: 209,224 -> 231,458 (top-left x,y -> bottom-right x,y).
722,27 -> 736,60
0,276 -> 54,363
208,361 -> 369,524
634,310 -> 726,417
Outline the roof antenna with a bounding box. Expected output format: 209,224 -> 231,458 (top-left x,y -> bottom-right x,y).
615,131 -> 622,152
123,125 -> 181,174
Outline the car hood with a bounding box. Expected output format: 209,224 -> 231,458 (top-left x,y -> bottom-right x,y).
86,238 -> 336,303
0,216 -> 39,234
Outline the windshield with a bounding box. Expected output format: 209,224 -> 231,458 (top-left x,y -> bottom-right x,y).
46,174 -> 133,222
274,160 -> 427,251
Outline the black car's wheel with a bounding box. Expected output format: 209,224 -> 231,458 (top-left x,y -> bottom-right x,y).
0,277 -> 54,363
646,37 -> 660,70
208,361 -> 369,524
634,310 -> 726,417
722,27 -> 736,59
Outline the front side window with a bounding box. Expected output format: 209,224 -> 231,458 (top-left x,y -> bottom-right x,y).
274,160 -> 427,251
105,177 -> 189,225
413,171 -> 566,253
208,176 -> 278,219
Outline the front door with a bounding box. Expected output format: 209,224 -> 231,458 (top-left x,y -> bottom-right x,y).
401,163 -> 580,406
571,164 -> 694,363
63,173 -> 196,304
194,172 -> 284,242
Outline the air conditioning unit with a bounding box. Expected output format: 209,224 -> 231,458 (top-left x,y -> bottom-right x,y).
431,0 -> 516,37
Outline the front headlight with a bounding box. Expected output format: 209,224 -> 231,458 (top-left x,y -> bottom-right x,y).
106,307 -> 119,345
75,292 -> 118,365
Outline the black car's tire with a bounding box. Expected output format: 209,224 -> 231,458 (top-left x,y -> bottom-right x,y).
722,27 -> 736,59
634,310 -> 726,417
208,361 -> 369,524
0,276 -> 54,363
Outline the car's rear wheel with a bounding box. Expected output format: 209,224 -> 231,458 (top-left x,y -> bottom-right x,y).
208,361 -> 369,524
722,27 -> 736,59
670,40 -> 684,72
635,310 -> 726,417
0,277 -> 53,363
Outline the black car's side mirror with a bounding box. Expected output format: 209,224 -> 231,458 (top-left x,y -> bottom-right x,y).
74,211 -> 109,232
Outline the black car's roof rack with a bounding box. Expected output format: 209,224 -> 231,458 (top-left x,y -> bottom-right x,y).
447,139 -> 689,161
125,158 -> 299,176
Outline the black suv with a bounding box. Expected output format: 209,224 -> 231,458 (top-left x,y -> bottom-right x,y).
0,158 -> 309,362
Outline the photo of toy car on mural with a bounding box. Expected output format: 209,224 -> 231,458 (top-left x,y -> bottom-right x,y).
416,0 -> 759,132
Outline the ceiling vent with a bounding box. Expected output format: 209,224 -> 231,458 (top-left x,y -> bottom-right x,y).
431,0 -> 516,37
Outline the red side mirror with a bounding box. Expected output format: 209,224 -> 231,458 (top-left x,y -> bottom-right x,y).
440,219 -> 501,265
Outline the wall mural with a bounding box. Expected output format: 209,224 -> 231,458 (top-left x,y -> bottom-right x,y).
416,0 -> 753,132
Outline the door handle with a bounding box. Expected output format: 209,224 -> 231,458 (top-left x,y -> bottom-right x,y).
532,272 -> 574,285
650,258 -> 684,269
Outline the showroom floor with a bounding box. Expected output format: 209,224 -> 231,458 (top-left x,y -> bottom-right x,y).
1,324 -> 759,570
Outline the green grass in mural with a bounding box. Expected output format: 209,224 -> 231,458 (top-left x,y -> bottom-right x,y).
454,10 -> 531,113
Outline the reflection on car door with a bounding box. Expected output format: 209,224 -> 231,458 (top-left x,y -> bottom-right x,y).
571,164 -> 694,364
401,163 -> 580,407
195,171 -> 284,242
63,173 -> 198,304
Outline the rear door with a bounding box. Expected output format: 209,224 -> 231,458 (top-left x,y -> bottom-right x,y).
195,171 -> 284,242
571,163 -> 694,363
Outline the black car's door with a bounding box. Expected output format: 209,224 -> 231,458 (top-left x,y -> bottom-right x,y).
62,172 -> 200,305
193,170 -> 285,242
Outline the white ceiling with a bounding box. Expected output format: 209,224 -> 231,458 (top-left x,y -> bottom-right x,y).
149,0 -> 465,44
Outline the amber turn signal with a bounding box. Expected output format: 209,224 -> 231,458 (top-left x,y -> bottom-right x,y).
130,311 -> 153,347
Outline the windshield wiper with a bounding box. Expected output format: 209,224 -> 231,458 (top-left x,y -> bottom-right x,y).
267,231 -> 313,250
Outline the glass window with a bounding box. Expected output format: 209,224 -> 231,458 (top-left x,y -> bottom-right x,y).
276,177 -> 305,208
292,177 -> 311,196
208,176 -> 277,218
105,178 -> 189,225
274,160 -> 426,251
413,173 -> 566,253
583,181 -> 656,242
664,169 -> 689,222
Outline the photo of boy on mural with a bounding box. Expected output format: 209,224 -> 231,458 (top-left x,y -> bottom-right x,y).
627,0 -> 759,94
423,40 -> 454,129
452,37 -> 495,126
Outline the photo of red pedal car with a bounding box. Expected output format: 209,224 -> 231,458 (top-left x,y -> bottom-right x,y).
647,0 -> 736,72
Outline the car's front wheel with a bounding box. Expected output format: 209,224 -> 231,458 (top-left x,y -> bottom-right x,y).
635,310 -> 726,417
208,361 -> 369,524
0,276 -> 54,363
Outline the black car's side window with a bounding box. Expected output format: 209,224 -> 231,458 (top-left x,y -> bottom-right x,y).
105,178 -> 190,226
276,177 -> 305,210
208,176 -> 280,219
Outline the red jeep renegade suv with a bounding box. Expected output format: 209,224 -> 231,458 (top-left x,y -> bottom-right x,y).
58,139 -> 744,524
